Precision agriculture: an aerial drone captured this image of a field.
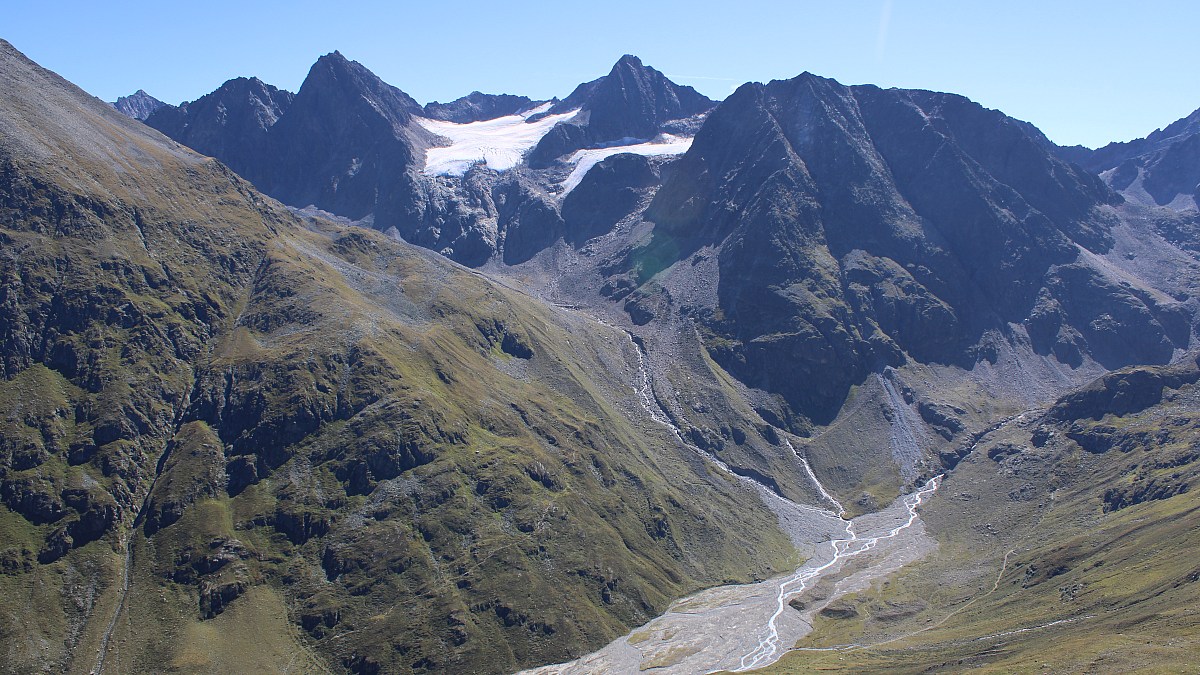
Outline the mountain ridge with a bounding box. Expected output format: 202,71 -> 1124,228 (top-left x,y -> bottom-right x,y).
423,91 -> 541,123
0,38 -> 804,674
623,71 -> 1174,427
529,54 -> 715,165
1052,104 -> 1200,210
144,76 -> 294,186
111,88 -> 167,120
4,37 -> 1200,674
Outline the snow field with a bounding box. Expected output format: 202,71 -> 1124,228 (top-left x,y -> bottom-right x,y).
560,134 -> 693,195
416,103 -> 579,176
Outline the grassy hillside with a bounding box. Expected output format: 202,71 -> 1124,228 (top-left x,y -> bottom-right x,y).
0,40 -> 798,674
764,359 -> 1200,673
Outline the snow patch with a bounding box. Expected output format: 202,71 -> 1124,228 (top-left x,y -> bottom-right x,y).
560,135 -> 693,196
417,103 -> 579,176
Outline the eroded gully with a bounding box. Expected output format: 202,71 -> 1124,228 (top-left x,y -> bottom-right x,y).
521,324 -> 941,674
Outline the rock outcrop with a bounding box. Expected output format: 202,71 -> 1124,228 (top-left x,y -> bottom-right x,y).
633,73 -> 1179,424
1055,106 -> 1200,210
423,91 -> 538,123
111,88 -> 167,120
144,76 -> 293,184
528,55 -> 714,165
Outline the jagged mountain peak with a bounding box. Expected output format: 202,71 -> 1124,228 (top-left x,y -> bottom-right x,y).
295,50 -> 424,119
529,55 -> 714,165
638,73 -> 1171,424
555,54 -> 713,117
224,74 -> 274,90
1145,105 -> 1200,145
309,49 -> 353,71
111,88 -> 167,120
249,51 -> 437,229
141,73 -> 293,186
605,53 -> 675,86
146,74 -> 293,118
202,75 -> 292,105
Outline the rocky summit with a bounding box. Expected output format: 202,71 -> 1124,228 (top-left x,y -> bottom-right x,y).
144,76 -> 294,186
2,37 -> 1200,675
527,54 -> 715,166
111,89 -> 167,120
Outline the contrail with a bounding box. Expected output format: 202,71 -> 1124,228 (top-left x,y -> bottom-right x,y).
876,0 -> 894,61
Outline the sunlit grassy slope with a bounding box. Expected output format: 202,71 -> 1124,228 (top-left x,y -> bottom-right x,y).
765,360 -> 1200,673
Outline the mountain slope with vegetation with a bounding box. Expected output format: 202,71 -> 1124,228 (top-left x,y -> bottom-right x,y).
5,37 -> 1200,675
765,357 -> 1200,673
0,40 -> 799,674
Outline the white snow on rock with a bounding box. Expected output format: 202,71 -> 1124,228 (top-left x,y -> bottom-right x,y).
416,103 -> 579,176
560,135 -> 693,196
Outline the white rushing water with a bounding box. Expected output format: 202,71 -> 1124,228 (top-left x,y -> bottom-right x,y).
734,475 -> 939,671
785,438 -> 846,517
522,475 -> 939,674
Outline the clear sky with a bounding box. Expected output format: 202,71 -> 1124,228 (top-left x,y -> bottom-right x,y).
5,0 -> 1197,148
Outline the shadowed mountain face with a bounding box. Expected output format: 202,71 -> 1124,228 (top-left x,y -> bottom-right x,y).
144,52 -> 431,222
140,53 -> 713,266
627,73 -> 1182,425
111,89 -> 167,120
1056,106 -> 1200,210
144,76 -> 294,184
0,40 -> 798,675
143,52 -> 544,265
258,50 -> 431,219
124,51 -> 1198,433
423,91 -> 539,123
529,54 -> 715,165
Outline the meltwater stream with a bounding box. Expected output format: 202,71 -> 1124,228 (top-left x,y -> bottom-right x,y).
522,475 -> 940,674
734,476 -> 939,671
522,325 -> 941,674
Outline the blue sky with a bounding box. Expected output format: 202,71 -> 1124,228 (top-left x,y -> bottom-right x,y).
6,0 -> 1197,148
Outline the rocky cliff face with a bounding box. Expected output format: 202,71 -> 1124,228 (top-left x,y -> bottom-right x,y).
621,73 -> 1184,426
561,152 -> 660,245
107,49 -> 1200,455
143,52 -> 431,228
137,54 -> 714,267
111,89 -> 167,120
144,76 -> 294,184
142,52 -> 528,264
529,55 -> 714,165
1055,106 -> 1200,210
423,91 -> 539,123
257,51 -> 432,219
